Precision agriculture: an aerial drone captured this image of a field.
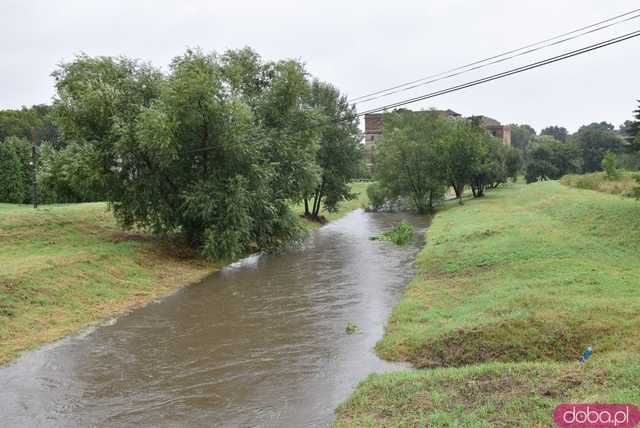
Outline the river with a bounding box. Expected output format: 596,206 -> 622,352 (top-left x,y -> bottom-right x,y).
0,209 -> 429,427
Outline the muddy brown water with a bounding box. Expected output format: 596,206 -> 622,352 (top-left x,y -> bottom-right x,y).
0,209 -> 430,427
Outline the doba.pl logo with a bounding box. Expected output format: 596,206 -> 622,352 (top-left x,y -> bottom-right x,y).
554,404 -> 640,428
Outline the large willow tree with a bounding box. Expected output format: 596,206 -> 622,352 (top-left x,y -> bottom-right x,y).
52,48 -> 344,259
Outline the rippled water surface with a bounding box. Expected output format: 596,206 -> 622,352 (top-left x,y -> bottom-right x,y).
0,209 -> 429,427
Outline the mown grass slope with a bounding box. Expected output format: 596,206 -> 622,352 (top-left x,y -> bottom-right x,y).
334,181 -> 640,427
0,203 -> 218,365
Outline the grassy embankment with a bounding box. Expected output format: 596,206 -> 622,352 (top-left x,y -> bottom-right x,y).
0,182 -> 369,365
335,181 -> 640,427
561,171 -> 638,196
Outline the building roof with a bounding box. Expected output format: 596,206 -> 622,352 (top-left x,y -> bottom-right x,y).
468,115 -> 501,128
443,109 -> 462,117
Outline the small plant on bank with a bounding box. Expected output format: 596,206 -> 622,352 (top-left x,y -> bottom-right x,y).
602,151 -> 621,180
373,221 -> 414,245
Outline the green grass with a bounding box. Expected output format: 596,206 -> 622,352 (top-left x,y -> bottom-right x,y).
0,184 -> 368,366
325,181 -> 370,221
0,202 -> 219,365
560,171 -> 638,196
292,181 -> 371,227
334,181 -> 640,427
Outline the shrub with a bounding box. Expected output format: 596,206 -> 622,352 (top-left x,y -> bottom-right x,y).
602,152 -> 620,180
366,182 -> 387,211
560,172 -> 638,196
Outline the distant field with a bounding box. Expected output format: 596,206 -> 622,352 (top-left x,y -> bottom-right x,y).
0,184 -> 368,365
334,181 -> 640,427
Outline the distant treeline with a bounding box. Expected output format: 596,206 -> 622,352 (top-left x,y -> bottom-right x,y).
365,104 -> 640,214
367,110 -> 522,213
0,105 -> 65,204
509,109 -> 640,182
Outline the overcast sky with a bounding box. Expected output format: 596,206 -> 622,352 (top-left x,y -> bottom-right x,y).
2,0 -> 639,132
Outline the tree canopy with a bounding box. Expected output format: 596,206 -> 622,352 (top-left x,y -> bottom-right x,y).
509,124 -> 536,151
304,80 -> 362,219
525,135 -> 579,183
572,122 -> 625,173
375,111 -> 448,213
0,105 -> 60,147
540,125 -> 568,143
373,111 -> 513,212
50,49 -> 358,259
0,137 -> 31,203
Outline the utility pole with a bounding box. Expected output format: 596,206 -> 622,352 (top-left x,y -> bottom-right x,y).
31,127 -> 38,209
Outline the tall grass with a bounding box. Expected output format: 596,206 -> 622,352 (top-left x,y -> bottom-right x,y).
560,171 -> 638,196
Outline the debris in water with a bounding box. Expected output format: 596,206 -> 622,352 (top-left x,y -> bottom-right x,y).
345,322 -> 359,334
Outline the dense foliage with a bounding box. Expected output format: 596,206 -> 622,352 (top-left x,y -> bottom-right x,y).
601,152 -> 621,180
524,119 -> 632,183
371,110 -> 519,212
374,111 -> 448,213
626,100 -> 640,144
509,123 -> 536,157
366,182 -> 387,211
573,122 -> 625,173
0,105 -> 60,147
0,137 -> 31,203
47,49 -> 360,259
540,125 -> 568,143
525,135 -> 579,183
303,80 -> 362,220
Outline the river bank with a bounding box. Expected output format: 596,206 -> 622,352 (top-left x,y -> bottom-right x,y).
0,182 -> 369,366
334,181 -> 640,427
0,201 -> 428,427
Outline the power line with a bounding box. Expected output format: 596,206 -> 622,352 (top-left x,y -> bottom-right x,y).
348,8 -> 640,104
356,28 -> 640,117
353,12 -> 640,106
182,28 -> 640,155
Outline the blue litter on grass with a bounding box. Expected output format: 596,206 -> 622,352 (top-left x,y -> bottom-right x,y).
579,346 -> 593,364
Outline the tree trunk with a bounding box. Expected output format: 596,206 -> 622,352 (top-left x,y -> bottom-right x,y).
313,184 -> 324,218
310,182 -> 325,220
304,197 -> 310,216
453,183 -> 464,205
311,193 -> 318,218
